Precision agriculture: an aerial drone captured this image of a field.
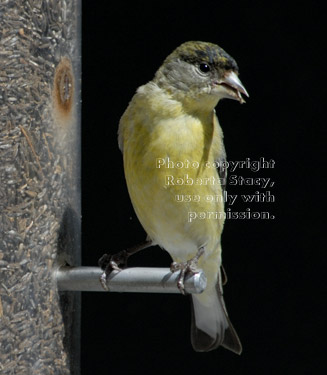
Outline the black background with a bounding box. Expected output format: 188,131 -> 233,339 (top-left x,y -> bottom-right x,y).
81,1 -> 325,374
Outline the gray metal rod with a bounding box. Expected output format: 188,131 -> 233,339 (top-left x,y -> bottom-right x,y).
56,266 -> 207,294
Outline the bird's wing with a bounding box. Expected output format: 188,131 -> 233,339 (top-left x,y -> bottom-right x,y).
212,110 -> 227,195
212,111 -> 228,287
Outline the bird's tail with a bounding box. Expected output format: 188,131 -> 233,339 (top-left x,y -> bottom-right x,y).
190,267 -> 242,353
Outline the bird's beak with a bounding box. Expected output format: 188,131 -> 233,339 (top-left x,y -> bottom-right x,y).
219,71 -> 249,104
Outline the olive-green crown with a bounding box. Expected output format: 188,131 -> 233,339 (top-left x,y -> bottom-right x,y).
164,41 -> 238,71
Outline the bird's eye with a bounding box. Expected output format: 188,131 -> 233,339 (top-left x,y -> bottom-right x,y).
199,63 -> 211,73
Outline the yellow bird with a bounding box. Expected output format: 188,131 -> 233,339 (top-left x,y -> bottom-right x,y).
102,41 -> 248,353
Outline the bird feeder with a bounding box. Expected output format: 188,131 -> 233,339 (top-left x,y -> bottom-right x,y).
0,2 -> 206,374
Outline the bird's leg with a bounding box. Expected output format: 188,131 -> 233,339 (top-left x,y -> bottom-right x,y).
99,240 -> 153,290
170,247 -> 205,295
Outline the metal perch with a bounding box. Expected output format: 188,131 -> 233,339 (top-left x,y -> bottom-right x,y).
56,266 -> 207,294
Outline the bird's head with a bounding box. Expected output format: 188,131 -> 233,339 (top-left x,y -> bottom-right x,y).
154,41 -> 248,111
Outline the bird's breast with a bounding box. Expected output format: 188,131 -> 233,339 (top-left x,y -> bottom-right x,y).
122,99 -> 224,261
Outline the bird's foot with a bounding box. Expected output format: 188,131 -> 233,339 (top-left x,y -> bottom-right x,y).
98,250 -> 129,290
98,240 -> 153,290
170,247 -> 205,295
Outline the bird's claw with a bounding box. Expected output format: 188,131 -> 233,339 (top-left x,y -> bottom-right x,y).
98,241 -> 153,290
170,247 -> 205,295
98,251 -> 129,290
